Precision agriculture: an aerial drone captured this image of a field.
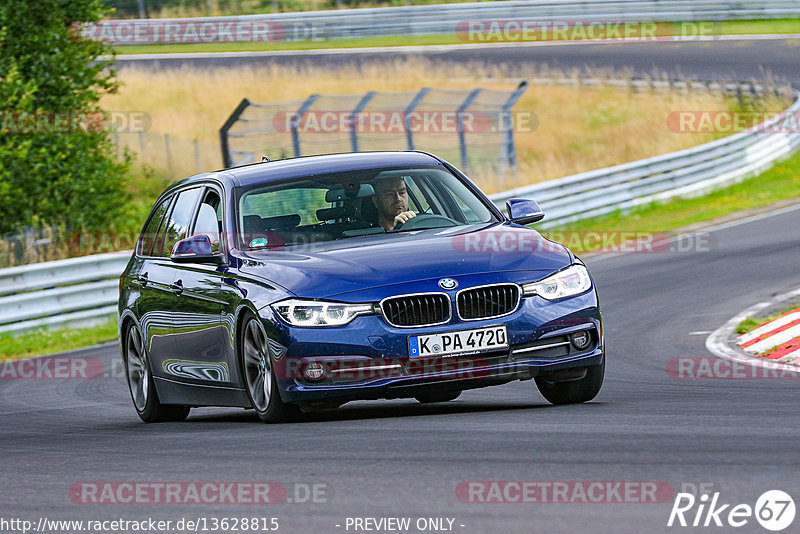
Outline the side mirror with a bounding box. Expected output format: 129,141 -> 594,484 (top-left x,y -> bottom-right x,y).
506,198 -> 545,225
171,235 -> 225,264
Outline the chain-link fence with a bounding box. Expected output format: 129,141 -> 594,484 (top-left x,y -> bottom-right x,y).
112,131 -> 223,179
220,83 -> 529,178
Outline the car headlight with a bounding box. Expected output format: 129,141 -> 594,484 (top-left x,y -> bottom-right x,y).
522,264 -> 592,300
272,299 -> 374,327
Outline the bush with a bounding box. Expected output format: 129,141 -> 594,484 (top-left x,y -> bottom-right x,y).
0,0 -> 131,235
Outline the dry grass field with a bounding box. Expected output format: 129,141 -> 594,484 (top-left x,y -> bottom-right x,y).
102,58 -> 781,193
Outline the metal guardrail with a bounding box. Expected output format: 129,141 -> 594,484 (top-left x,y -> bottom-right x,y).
2,84 -> 798,335
0,252 -> 129,335
93,0 -> 800,44
489,90 -> 800,227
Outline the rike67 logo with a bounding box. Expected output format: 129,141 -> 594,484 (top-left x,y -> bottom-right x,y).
668,490 -> 795,531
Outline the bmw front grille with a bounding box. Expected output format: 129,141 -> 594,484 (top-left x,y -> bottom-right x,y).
456,284 -> 520,320
380,293 -> 451,327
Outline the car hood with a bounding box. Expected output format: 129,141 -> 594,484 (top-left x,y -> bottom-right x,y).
236,223 -> 571,299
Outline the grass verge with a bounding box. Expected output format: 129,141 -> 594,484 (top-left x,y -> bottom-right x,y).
735,304 -> 800,336
112,18 -> 800,55
0,317 -> 118,362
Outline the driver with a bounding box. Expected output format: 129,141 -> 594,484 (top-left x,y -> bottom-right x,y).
371,177 -> 416,231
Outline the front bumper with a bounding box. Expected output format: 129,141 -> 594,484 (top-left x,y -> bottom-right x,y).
260,289 -> 603,404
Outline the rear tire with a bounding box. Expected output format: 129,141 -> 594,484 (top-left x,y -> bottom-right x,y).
124,323 -> 190,423
415,390 -> 462,404
240,315 -> 300,423
535,360 -> 604,405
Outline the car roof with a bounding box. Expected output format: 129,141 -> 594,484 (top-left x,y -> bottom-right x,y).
227,151 -> 444,187
172,151 -> 445,192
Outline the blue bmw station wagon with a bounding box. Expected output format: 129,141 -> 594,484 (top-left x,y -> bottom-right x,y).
119,151 -> 604,423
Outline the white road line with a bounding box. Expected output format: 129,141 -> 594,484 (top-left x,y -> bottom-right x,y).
738,311 -> 800,344
107,33 -> 800,61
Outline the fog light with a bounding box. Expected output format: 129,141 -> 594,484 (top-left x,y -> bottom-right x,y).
570,331 -> 592,351
303,362 -> 325,381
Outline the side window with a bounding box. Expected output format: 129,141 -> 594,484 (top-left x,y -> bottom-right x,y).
437,182 -> 475,223
404,176 -> 432,213
160,188 -> 203,257
191,189 -> 223,253
137,195 -> 172,257
241,187 -> 327,226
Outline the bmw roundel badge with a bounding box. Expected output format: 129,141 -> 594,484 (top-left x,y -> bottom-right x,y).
439,278 -> 458,290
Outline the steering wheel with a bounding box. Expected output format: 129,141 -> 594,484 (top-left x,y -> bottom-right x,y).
393,213 -> 459,231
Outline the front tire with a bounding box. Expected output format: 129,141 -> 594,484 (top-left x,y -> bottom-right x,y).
124,323 -> 190,423
240,315 -> 300,423
535,360 -> 604,405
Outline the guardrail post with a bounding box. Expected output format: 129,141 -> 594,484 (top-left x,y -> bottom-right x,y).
291,94 -> 320,158
404,87 -> 430,150
457,88 -> 482,170
500,81 -> 529,170
219,98 -> 251,168
350,91 -> 376,152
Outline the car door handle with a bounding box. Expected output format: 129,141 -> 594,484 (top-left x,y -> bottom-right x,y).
170,279 -> 184,295
136,272 -> 149,287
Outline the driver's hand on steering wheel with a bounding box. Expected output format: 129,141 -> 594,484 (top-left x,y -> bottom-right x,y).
393,211 -> 416,228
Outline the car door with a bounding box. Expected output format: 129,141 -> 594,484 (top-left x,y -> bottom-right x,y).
165,186 -> 236,386
144,186 -> 204,380
132,193 -> 179,372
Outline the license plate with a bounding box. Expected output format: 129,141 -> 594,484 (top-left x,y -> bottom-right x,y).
409,326 -> 508,358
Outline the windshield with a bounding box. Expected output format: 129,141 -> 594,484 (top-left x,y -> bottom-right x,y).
235,165 -> 496,249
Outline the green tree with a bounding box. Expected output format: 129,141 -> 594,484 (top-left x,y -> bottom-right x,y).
0,0 -> 130,235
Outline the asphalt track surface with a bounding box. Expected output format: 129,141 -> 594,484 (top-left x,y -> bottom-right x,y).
2,204 -> 800,533
3,36 -> 800,534
114,36 -> 800,88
